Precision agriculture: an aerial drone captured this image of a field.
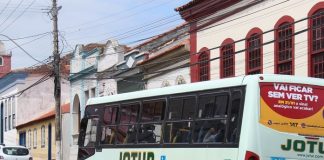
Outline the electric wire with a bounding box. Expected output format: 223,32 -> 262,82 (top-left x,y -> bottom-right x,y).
0,0 -> 23,29
0,0 -> 36,33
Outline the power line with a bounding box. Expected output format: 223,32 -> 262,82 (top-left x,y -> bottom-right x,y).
63,0 -> 175,34
69,0 -> 291,54
61,0 -> 159,30
0,0 -> 11,17
0,33 -> 49,65
0,31 -> 51,41
71,11 -> 320,80
0,0 -> 23,29
0,0 -> 36,33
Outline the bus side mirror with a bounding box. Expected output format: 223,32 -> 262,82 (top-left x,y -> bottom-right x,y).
78,118 -> 88,147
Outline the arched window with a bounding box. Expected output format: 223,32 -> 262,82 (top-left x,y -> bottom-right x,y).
0,56 -> 3,66
309,3 -> 324,78
220,39 -> 235,78
275,16 -> 294,75
246,28 -> 263,75
198,47 -> 210,81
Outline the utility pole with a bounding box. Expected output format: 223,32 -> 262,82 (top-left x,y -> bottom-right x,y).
51,0 -> 61,159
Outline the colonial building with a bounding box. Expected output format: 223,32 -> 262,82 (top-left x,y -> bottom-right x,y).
16,103 -> 69,160
69,40 -> 127,159
176,0 -> 324,82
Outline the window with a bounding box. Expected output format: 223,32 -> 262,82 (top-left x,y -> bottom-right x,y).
3,147 -> 29,156
246,28 -> 263,75
12,114 -> 15,129
275,16 -> 294,75
164,96 -> 196,143
91,88 -> 96,98
84,90 -> 89,104
101,106 -> 118,145
84,118 -> 99,147
0,56 -> 3,66
94,87 -> 245,148
139,100 -> 165,144
193,93 -> 229,143
12,97 -> 16,128
198,48 -> 210,81
41,126 -> 45,148
8,115 -> 11,130
220,39 -> 235,78
33,128 -> 37,148
309,7 -> 324,78
4,100 -> 7,131
4,117 -> 7,132
117,103 -> 140,144
28,130 -> 32,149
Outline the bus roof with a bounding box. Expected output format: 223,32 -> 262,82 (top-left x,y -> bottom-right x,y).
87,74 -> 324,106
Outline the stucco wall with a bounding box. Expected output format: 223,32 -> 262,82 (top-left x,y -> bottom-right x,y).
147,67 -> 190,89
17,75 -> 70,126
196,0 -> 318,79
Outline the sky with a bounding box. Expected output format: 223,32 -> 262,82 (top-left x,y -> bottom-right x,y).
0,0 -> 190,69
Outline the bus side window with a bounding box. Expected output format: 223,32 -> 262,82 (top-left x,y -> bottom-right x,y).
84,117 -> 99,147
194,93 -> 229,143
117,103 -> 140,144
164,97 -> 195,144
101,106 -> 118,145
138,100 -> 166,144
227,91 -> 242,143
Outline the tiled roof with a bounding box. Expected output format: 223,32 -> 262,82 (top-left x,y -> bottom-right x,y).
12,53 -> 71,75
175,0 -> 205,12
16,103 -> 70,129
83,43 -> 105,52
137,39 -> 189,65
128,22 -> 188,51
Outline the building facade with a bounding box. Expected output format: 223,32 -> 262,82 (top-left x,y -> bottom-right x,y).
16,103 -> 69,160
69,40 -> 127,159
176,0 -> 324,82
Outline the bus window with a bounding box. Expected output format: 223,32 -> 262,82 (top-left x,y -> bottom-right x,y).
227,91 -> 242,143
101,106 -> 119,145
138,100 -> 166,144
84,117 -> 99,147
117,103 -> 140,144
164,97 -> 195,143
194,93 -> 229,143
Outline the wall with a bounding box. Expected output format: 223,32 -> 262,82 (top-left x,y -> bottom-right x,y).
17,74 -> 70,126
62,113 -> 71,160
97,40 -> 124,72
147,67 -> 190,89
0,55 -> 11,78
17,118 -> 55,160
195,0 -> 318,79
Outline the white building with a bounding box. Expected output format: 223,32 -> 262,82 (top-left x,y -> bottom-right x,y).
176,0 -> 324,82
0,40 -> 71,160
69,40 -> 127,159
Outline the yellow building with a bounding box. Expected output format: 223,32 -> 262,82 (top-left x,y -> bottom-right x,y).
16,104 -> 69,160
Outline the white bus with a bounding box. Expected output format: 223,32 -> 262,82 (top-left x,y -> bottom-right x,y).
78,74 -> 324,160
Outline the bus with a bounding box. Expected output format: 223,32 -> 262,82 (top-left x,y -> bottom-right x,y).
77,74 -> 324,160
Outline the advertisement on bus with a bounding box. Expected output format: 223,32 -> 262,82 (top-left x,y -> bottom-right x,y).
260,82 -> 324,136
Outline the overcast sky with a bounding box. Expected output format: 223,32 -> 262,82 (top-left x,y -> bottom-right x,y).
0,0 -> 190,69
